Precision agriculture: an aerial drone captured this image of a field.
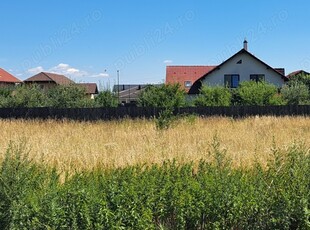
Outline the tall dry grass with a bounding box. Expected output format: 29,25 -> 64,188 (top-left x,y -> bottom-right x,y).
0,116 -> 309,172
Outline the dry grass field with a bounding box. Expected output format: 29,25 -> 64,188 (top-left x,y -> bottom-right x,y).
0,116 -> 309,172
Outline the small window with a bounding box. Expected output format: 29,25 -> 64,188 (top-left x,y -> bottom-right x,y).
184,81 -> 192,88
224,74 -> 240,88
250,74 -> 265,82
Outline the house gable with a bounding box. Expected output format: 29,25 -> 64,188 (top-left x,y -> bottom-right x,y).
189,49 -> 288,94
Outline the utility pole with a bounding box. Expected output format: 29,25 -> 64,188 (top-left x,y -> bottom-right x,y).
117,70 -> 120,103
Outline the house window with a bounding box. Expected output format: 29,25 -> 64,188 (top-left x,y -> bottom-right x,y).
250,74 -> 265,82
224,74 -> 240,88
184,81 -> 192,88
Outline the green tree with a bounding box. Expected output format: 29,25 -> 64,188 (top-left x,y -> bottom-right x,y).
288,73 -> 310,91
281,81 -> 309,105
7,84 -> 47,108
0,87 -> 14,108
94,90 -> 118,107
47,84 -> 90,108
137,84 -> 186,108
193,85 -> 232,106
236,81 -> 282,105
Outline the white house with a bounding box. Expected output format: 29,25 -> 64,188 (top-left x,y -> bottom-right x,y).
188,41 -> 288,94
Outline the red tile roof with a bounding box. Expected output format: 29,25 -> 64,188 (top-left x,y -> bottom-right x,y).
77,83 -> 99,94
166,66 -> 217,92
24,72 -> 74,85
0,68 -> 22,83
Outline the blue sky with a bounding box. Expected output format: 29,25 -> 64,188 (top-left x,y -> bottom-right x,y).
1,1 -> 310,89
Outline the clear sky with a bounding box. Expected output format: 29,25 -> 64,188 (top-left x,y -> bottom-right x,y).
1,1 -> 310,89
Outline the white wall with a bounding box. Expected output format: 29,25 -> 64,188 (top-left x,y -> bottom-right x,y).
201,52 -> 285,87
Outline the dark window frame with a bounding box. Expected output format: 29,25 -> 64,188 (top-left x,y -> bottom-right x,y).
250,74 -> 265,82
224,74 -> 240,88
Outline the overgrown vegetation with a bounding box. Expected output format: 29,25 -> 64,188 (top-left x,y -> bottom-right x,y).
0,140 -> 309,229
94,90 -> 118,107
193,85 -> 232,106
234,81 -> 283,105
289,73 -> 310,91
0,84 -> 118,108
137,84 -> 186,108
281,81 -> 310,105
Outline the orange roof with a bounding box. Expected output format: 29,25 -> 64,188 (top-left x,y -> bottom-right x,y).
166,66 -> 217,92
0,68 -> 22,83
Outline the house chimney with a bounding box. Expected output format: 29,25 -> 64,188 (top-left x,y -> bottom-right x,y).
243,39 -> 248,51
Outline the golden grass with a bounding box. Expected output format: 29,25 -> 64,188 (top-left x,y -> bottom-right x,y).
0,116 -> 309,172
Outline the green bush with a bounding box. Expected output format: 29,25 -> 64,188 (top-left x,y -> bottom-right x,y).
155,107 -> 175,130
193,85 -> 232,106
94,90 -> 118,107
281,81 -> 309,105
236,81 -> 282,105
137,84 -> 186,108
6,84 -> 47,108
47,84 -> 92,108
289,73 -> 310,91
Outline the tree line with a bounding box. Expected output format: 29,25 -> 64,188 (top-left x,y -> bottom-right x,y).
0,84 -> 118,108
0,73 -> 309,108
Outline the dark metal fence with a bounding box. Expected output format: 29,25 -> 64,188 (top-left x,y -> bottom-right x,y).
0,105 -> 309,121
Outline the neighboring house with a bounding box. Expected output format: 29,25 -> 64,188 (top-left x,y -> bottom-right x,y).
166,66 -> 216,92
113,84 -> 162,104
24,72 -> 75,90
77,83 -> 99,99
166,41 -> 289,94
0,68 -> 22,87
287,70 -> 310,78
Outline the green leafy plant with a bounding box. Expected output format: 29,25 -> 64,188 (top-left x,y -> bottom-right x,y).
94,90 -> 118,107
155,107 -> 175,130
137,84 -> 186,108
47,84 -> 91,108
281,81 -> 309,105
194,85 -> 232,106
236,81 -> 281,105
7,84 -> 47,108
0,140 -> 309,229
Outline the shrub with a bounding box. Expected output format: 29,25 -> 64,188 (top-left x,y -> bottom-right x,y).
137,84 -> 186,108
8,84 -> 47,107
289,73 -> 310,91
155,107 -> 175,130
94,90 -> 118,107
47,84 -> 91,108
236,81 -> 281,105
193,85 -> 232,106
281,81 -> 309,105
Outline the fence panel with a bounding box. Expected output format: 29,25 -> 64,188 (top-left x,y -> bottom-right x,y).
0,106 -> 309,120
